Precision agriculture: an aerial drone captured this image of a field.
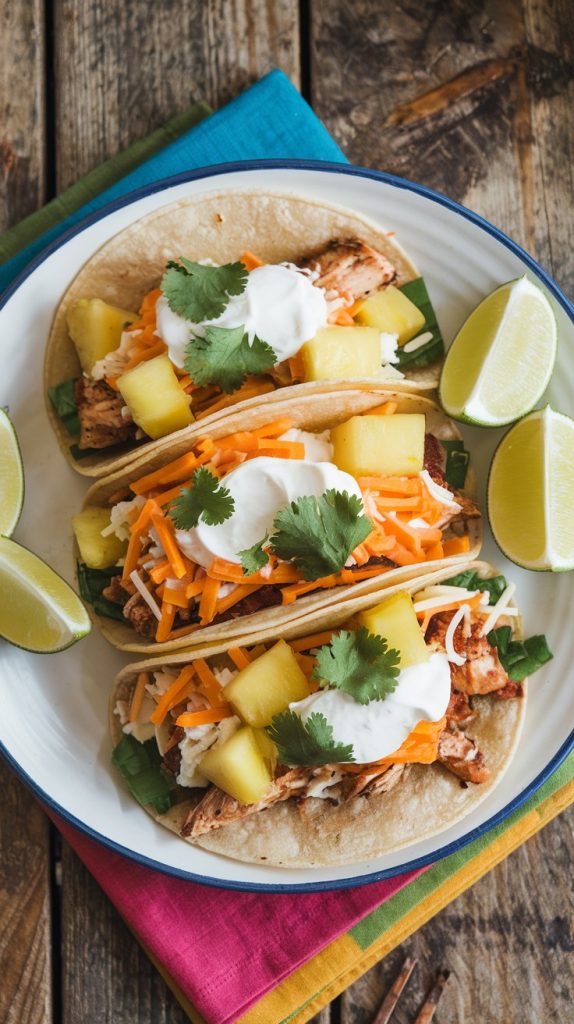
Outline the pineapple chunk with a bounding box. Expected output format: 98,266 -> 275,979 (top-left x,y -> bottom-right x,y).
331,414 -> 425,477
356,285 -> 425,345
117,354 -> 194,440
253,728 -> 278,775
72,506 -> 126,569
67,298 -> 137,374
302,326 -> 381,381
358,591 -> 429,668
199,726 -> 272,804
223,639 -> 310,727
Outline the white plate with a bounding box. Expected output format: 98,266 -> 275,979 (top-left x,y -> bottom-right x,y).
1,162 -> 573,892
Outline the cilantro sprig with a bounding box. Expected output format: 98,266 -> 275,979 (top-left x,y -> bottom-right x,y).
184,325 -> 277,393
239,535 -> 270,575
313,628 -> 400,705
266,710 -> 355,766
269,490 -> 372,581
167,468 -> 234,530
487,626 -> 553,682
161,258 -> 247,322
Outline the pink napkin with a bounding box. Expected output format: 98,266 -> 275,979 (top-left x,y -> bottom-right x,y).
51,811 -> 423,1024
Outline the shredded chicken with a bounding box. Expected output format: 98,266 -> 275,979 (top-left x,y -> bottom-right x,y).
75,377 -> 136,450
302,238 -> 396,300
122,592 -> 156,638
428,615 -> 512,696
437,728 -> 490,784
338,762 -> 406,801
182,767 -> 316,838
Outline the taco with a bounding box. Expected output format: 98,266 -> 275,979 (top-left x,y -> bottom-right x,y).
45,190 -> 445,478
73,388 -> 481,655
110,561 -> 552,867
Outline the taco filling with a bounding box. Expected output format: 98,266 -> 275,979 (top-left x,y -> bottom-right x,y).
50,239 -> 443,455
74,404 -> 479,646
111,569 -> 551,855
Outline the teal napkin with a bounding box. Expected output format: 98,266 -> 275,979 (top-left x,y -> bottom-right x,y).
0,70 -> 346,293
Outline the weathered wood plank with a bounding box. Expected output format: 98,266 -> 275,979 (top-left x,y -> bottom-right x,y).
53,0 -> 300,190
0,761 -> 52,1024
60,841 -> 193,1024
310,0 -> 574,287
0,0 -> 46,229
339,813 -> 574,1023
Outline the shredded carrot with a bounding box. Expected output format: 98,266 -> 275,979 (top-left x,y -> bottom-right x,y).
425,541 -> 444,561
151,512 -> 187,579
121,341 -> 167,373
165,623 -> 203,641
252,418 -> 294,439
246,445 -> 305,462
149,560 -> 173,584
162,585 -> 190,609
288,353 -> 305,381
121,499 -> 159,581
214,431 -> 259,452
385,540 -> 419,566
195,379 -> 275,418
194,658 -> 226,705
364,532 -> 396,555
294,653 -> 316,676
358,476 -> 421,495
198,576 -> 221,625
214,583 -> 263,615
375,495 -> 422,511
129,672 -> 149,723
208,558 -> 300,585
256,439 -> 306,457
131,453 -> 199,495
442,535 -> 471,556
150,665 -> 196,726
332,308 -> 356,326
340,717 -> 446,772
184,577 -> 206,600
351,543 -> 370,566
176,706 -> 233,728
281,575 -> 338,604
290,630 -> 335,653
228,646 -> 251,670
156,602 -> 177,643
339,565 -> 391,584
240,250 -> 264,270
415,593 -> 483,619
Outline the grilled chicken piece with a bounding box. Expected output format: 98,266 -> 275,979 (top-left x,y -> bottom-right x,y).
102,575 -> 130,606
302,238 -> 397,301
339,762 -> 406,801
182,767 -> 315,838
437,728 -> 490,783
75,377 -> 136,450
446,689 -> 476,727
428,615 -> 510,697
122,592 -> 157,638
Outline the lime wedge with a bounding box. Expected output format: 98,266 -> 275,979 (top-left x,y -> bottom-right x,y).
439,277 -> 557,426
487,406 -> 574,571
0,537 -> 91,652
0,408 -> 24,537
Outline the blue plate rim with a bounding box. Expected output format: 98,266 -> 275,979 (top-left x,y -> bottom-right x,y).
1,157 -> 573,894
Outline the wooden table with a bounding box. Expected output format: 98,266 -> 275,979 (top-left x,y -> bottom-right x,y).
1,2 -> 573,1021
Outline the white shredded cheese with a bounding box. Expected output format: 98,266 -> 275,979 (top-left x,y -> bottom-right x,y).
445,604 -> 469,666
403,330 -> 433,353
129,569 -> 162,621
479,583 -> 517,637
413,592 -> 479,613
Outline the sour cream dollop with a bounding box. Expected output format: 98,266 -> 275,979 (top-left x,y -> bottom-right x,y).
175,456 -> 362,569
290,652 -> 451,763
156,263 -> 328,368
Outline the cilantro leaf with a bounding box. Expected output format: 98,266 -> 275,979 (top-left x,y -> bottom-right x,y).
239,535 -> 270,575
161,258 -> 247,322
487,626 -> 553,682
167,467 -> 234,530
112,735 -> 173,813
267,710 -> 355,766
184,325 -> 277,393
313,628 -> 400,705
442,570 -> 507,606
270,490 -> 372,581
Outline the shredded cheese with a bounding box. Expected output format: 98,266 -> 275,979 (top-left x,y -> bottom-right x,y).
445,604 -> 469,666
413,592 -> 479,613
403,330 -> 433,353
129,570 -> 162,621
479,583 -> 517,637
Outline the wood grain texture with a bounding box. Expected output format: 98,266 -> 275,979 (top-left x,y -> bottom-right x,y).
60,841 -> 192,1024
310,0 -> 574,283
53,0 -> 300,190
0,0 -> 46,230
0,761 -> 52,1024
